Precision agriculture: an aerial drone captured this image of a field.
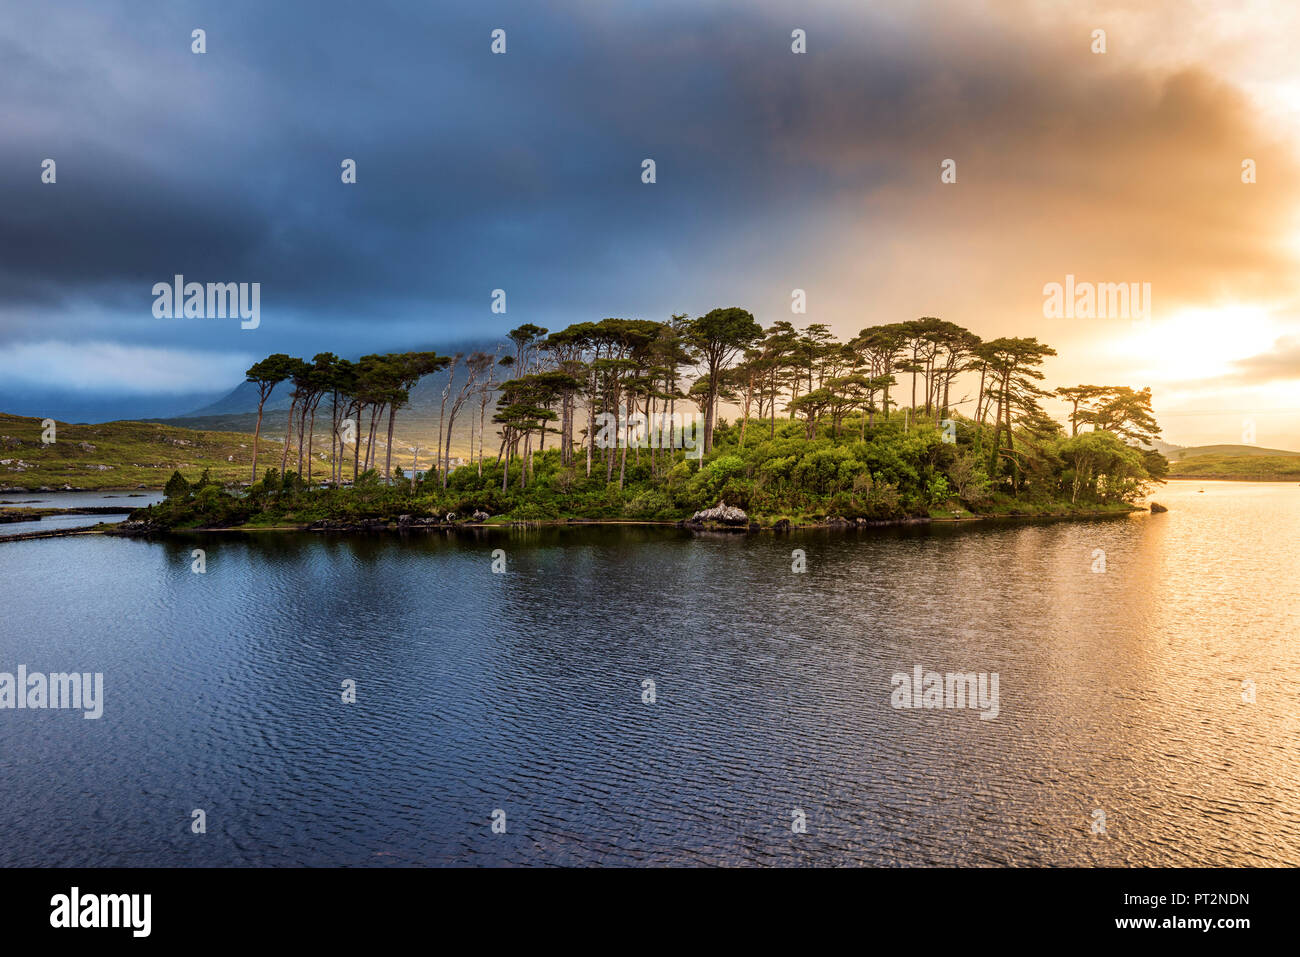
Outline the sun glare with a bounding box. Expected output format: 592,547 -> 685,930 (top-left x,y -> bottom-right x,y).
1121,305 -> 1279,383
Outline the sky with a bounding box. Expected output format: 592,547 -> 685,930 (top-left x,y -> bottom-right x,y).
1,0 -> 1299,447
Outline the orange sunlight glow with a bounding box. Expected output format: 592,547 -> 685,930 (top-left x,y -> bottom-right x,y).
1120,305 -> 1280,384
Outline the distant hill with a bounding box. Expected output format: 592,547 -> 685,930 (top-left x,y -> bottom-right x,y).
1166,448 -> 1300,481
1142,438 -> 1184,458
1167,444 -> 1299,462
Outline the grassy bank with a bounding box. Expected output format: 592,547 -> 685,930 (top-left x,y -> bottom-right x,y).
1166,453 -> 1300,481
0,412 -> 305,490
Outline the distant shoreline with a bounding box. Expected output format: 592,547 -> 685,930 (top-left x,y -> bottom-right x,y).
1166,473 -> 1300,482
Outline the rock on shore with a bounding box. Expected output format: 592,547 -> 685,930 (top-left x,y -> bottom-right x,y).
689,502 -> 748,525
112,518 -> 165,535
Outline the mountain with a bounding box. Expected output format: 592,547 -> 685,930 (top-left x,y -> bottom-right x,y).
150,352 -> 499,460
180,380 -> 295,418
0,389 -> 228,425
171,337 -> 504,419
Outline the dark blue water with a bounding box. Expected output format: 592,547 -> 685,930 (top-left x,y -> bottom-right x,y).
1,481 -> 1297,865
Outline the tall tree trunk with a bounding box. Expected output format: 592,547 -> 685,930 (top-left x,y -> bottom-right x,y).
649,392 -> 657,475
908,360 -> 917,431
296,401 -> 308,478
352,410 -> 361,483
586,394 -> 594,477
329,392 -> 339,486
478,398 -> 487,478
769,368 -> 777,438
883,358 -> 893,420
605,391 -> 616,483
618,395 -> 630,489
703,385 -> 716,454
669,394 -> 677,466
739,385 -> 750,450
1005,383 -> 1017,490
306,403 -> 317,484
443,407 -> 461,489
251,400 -> 266,484
364,405 -> 380,471
564,392 -> 574,465
924,353 -> 934,418
384,406 -> 397,483
988,384 -> 1003,476
281,395 -> 298,476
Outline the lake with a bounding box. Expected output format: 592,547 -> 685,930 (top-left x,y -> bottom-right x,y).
1,480 -> 1296,866
0,490 -> 163,540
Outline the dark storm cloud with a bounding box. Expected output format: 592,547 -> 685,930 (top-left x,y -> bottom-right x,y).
0,0 -> 824,340
1,0 -> 1298,422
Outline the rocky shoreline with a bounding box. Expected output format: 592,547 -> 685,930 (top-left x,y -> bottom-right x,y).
678,501 -> 942,533
98,499 -> 1149,539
